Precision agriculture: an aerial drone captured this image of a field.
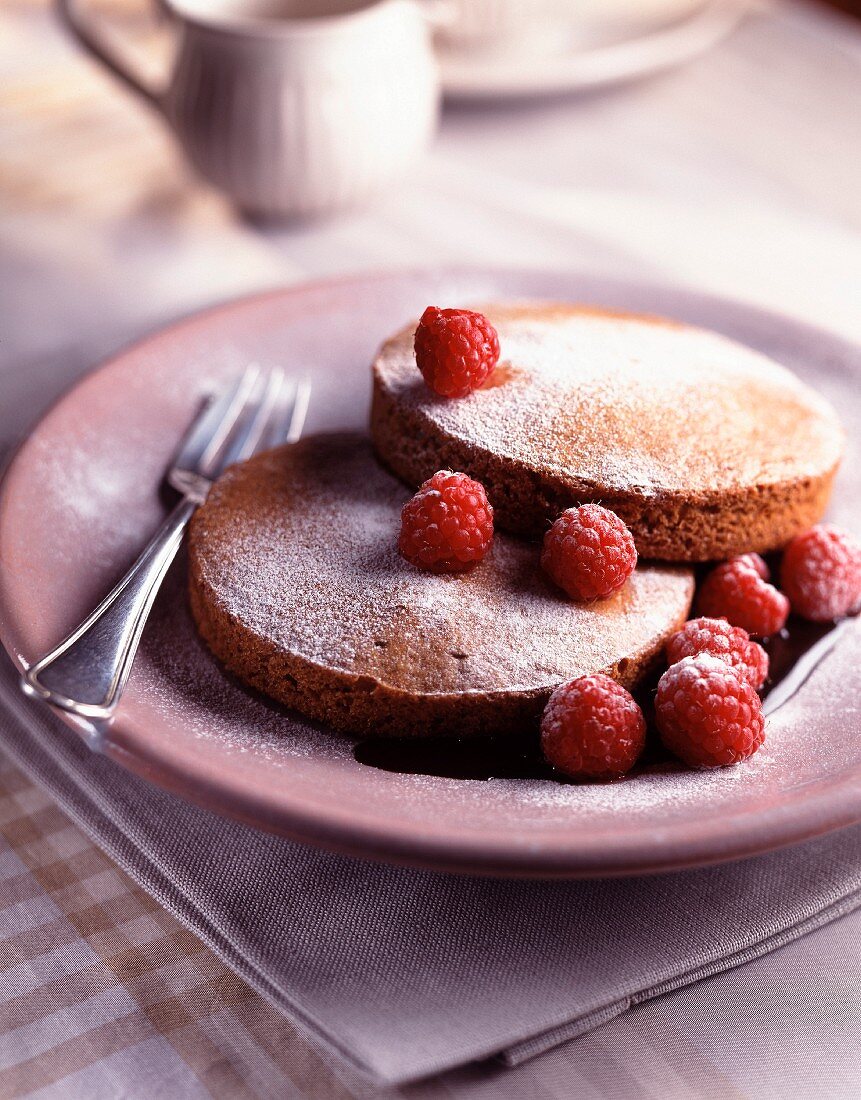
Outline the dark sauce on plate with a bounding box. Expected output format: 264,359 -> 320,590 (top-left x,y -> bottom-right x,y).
353,617 -> 844,782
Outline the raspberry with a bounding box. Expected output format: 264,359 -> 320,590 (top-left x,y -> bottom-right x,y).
541,674 -> 646,780
398,470 -> 493,573
738,553 -> 770,580
781,524 -> 861,623
666,617 -> 768,690
697,556 -> 789,638
655,655 -> 765,768
414,306 -> 500,398
541,504 -> 637,601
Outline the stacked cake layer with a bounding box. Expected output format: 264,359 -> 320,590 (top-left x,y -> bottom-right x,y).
372,305 -> 843,560
189,434 -> 694,738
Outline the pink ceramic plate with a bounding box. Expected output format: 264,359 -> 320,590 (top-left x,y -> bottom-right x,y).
1,270 -> 859,877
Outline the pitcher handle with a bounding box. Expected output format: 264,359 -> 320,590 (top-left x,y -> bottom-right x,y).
56,0 -> 166,109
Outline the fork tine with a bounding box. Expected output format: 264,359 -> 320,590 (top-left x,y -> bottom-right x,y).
262,377 -> 298,451
258,376 -> 308,451
222,368 -> 287,468
180,365 -> 260,477
177,368 -> 309,491
285,379 -> 311,444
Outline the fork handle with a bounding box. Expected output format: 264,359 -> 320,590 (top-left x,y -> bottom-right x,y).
21,498 -> 197,723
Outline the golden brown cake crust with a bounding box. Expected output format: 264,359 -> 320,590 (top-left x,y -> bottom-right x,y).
188,433 -> 694,739
370,304 -> 844,561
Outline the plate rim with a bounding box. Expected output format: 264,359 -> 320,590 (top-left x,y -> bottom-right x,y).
1,267 -> 860,879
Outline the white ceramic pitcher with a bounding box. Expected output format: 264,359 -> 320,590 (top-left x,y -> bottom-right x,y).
57,0 -> 440,219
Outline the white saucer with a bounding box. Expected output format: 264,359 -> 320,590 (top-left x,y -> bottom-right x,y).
438,1 -> 749,101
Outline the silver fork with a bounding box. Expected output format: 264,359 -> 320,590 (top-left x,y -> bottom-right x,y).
21,367 -> 310,723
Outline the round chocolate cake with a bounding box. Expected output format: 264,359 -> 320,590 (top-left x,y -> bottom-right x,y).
371,304 -> 844,560
188,433 -> 694,738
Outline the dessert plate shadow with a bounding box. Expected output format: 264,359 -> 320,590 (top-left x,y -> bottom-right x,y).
1,269 -> 859,878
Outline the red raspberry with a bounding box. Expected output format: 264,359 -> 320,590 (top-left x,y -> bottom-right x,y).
697,556 -> 789,638
655,655 -> 765,768
541,674 -> 646,780
738,552 -> 770,579
414,307 -> 500,398
666,617 -> 768,690
781,524 -> 861,623
541,504 -> 637,601
399,470 -> 493,573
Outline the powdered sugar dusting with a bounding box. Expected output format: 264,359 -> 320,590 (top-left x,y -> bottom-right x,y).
139,556 -> 353,765
191,434 -> 694,697
375,307 -> 844,493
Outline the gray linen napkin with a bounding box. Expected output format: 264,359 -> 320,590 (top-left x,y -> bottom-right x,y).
3,653 -> 861,1087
